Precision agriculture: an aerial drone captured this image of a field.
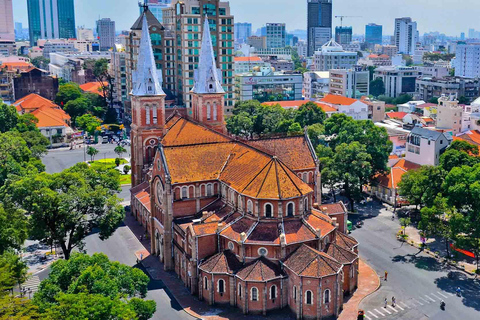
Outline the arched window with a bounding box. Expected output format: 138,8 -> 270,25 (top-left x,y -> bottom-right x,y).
304,197 -> 309,211
218,279 -> 225,294
238,195 -> 243,210
302,172 -> 308,183
287,202 -> 294,217
181,186 -> 188,199
213,101 -> 218,121
305,290 -> 313,305
238,283 -> 242,298
270,285 -> 277,299
206,102 -> 211,120
293,286 -> 297,302
251,287 -> 258,301
324,289 -> 331,304
258,247 -> 268,257
247,200 -> 253,214
265,203 -> 273,218
152,105 -> 158,124
206,184 -> 213,196
204,277 -> 208,290
145,105 -> 151,125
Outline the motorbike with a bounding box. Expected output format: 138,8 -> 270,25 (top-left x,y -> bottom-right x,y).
440,301 -> 446,310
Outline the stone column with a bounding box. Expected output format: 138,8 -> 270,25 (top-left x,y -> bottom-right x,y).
229,276 -> 236,306
163,178 -> 174,271
195,183 -> 201,212
262,285 -> 267,316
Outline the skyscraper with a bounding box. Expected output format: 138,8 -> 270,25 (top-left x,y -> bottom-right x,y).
234,22 -> 252,43
27,0 -> 76,46
0,0 -> 15,41
266,23 -> 286,49
335,26 -> 352,46
365,23 -> 382,45
96,18 -> 116,51
307,0 -> 332,57
394,17 -> 418,55
139,0 -> 171,23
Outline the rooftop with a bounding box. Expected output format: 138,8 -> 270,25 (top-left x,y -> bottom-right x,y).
283,244 -> 343,278
321,94 -> 358,106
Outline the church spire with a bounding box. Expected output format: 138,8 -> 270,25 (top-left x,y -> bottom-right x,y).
132,15 -> 165,96
192,17 -> 225,94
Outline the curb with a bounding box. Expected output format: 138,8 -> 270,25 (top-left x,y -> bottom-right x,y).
358,259 -> 382,305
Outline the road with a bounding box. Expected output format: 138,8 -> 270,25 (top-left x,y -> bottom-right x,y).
43,143 -> 128,174
351,202 -> 480,320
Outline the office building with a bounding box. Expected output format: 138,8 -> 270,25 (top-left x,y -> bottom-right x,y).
313,39 -> 358,71
303,71 -> 330,99
110,50 -> 128,105
365,23 -> 382,45
139,0 -> 171,23
382,45 -> 398,57
329,68 -> 370,98
335,26 -> 352,46
247,35 -> 266,50
307,0 -> 332,57
42,41 -> 76,58
97,18 -> 116,51
416,76 -> 480,104
295,40 -> 308,57
394,17 -> 418,55
373,66 -> 419,98
234,22 -> 252,43
234,67 -> 302,102
266,23 -> 286,49
455,43 -> 480,78
0,0 -> 15,41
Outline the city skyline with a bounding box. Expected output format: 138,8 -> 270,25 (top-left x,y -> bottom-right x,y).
11,0 -> 480,36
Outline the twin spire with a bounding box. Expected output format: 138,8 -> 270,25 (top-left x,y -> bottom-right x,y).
132,15 -> 165,96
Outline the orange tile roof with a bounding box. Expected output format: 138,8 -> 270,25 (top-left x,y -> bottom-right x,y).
191,222 -> 218,236
134,191 -> 151,212
220,217 -> 256,242
283,220 -> 316,244
326,243 -> 357,264
236,257 -> 284,281
335,232 -> 358,251
389,154 -> 399,160
376,159 -> 420,189
199,250 -> 242,274
321,94 -> 357,106
31,106 -> 71,128
304,212 -> 335,237
0,62 -> 32,71
245,222 -> 280,245
262,100 -> 337,113
318,203 -> 346,216
283,244 -> 342,278
13,93 -> 58,112
79,82 -> 108,97
234,56 -> 263,62
162,117 -> 231,146
455,130 -> 480,146
386,111 -> 408,120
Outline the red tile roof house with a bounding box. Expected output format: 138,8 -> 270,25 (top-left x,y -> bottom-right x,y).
129,15 -> 360,320
262,100 -> 338,118
320,94 -> 369,120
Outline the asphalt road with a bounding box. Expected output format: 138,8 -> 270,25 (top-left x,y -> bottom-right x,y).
351,203 -> 480,320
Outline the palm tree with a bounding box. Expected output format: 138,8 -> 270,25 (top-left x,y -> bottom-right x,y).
86,146 -> 99,161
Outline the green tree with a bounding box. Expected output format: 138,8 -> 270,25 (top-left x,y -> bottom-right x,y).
398,165 -> 445,209
76,114 -> 102,135
316,145 -> 338,201
84,59 -> 114,108
0,205 -> 28,254
429,97 -> 439,104
294,102 -> 326,127
0,102 -> 18,133
16,113 -> 39,133
114,146 -> 127,159
377,95 -> 394,104
393,94 -> 412,105
369,78 -> 385,97
458,96 -> 469,105
0,252 -> 28,293
86,146 -> 99,161
440,148 -> 479,173
306,123 -> 325,149
6,163 -> 123,260
367,66 -> 377,82
0,294 -> 41,319
402,54 -> 413,66
64,97 -> 90,124
287,122 -> 302,136
123,165 -> 131,175
226,111 -> 254,138
55,83 -> 82,107
399,217 -> 411,235
31,56 -> 50,70
18,131 -> 50,158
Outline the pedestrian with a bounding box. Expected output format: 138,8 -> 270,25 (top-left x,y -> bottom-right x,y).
384,271 -> 388,281
392,296 -> 396,307
140,235 -> 143,241
384,298 -> 388,308
140,253 -> 143,261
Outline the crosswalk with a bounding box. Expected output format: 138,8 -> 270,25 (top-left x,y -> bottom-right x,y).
362,290 -> 456,320
22,275 -> 41,296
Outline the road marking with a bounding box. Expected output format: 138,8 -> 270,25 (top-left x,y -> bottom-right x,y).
447,292 -> 455,297
388,305 -> 399,312
396,304 -> 405,311
364,315 -> 372,320
368,311 -> 379,318
383,307 -> 392,315
431,293 -> 442,300
437,292 -> 449,299
374,309 -> 385,316
418,297 -> 428,304
425,295 -> 436,302
401,301 -> 410,308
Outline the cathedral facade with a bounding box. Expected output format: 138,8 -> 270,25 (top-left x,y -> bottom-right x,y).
130,12 -> 359,319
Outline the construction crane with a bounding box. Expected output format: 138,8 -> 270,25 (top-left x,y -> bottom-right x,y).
335,15 -> 362,28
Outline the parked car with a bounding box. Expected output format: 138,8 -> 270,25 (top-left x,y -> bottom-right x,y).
102,136 -> 109,144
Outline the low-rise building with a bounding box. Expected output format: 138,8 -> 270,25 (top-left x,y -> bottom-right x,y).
234,67 -> 302,103
13,67 -> 59,101
313,39 -> 358,72
382,45 -> 398,57
414,65 -> 449,78
0,61 -> 33,103
269,59 -> 295,72
361,54 -> 392,67
329,68 -> 369,99
49,52 -> 111,84
436,95 -> 463,134
361,96 -> 386,122
373,66 -> 419,98
246,36 -> 266,50
42,41 -> 77,58
415,77 -> 480,104
405,127 -> 451,166
397,100 -> 426,113
234,56 -> 270,74
303,71 -> 330,100
320,94 -> 369,120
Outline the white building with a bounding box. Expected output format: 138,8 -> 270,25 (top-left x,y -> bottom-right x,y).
394,17 -> 418,55
406,127 -> 451,166
329,68 -> 369,99
97,18 -> 116,51
436,95 -> 463,135
455,44 -> 480,79
397,100 -> 426,113
414,65 -> 449,78
303,71 -> 330,100
234,56 -> 270,74
313,39 -> 358,71
295,40 -> 308,58
320,94 -> 369,120
77,27 -> 94,41
373,66 -> 419,98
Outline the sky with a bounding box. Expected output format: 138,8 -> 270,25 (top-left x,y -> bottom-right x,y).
12,0 -> 479,36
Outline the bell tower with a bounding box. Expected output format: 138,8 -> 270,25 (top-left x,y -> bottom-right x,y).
130,14 -> 166,187
191,17 -> 225,132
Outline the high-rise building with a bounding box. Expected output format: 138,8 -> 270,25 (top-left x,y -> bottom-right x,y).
335,26 -> 352,46
313,39 -> 358,71
365,23 -> 382,45
127,1 -> 235,114
247,35 -> 266,50
455,43 -> 480,79
96,18 -> 116,51
139,0 -> 171,23
394,17 -> 418,55
307,0 -> 332,57
468,28 -> 476,39
266,23 -> 286,49
27,0 -> 76,46
234,22 -> 252,43
0,0 -> 15,41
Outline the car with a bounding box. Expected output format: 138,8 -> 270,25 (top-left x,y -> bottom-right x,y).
102,136 -> 109,144
121,139 -> 131,146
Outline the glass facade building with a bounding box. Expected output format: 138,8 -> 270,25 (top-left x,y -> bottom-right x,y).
365,23 -> 382,45
140,0 -> 172,23
27,0 -> 76,46
307,0 -> 332,57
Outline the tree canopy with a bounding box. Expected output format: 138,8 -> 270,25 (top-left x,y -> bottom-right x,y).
369,78 -> 385,97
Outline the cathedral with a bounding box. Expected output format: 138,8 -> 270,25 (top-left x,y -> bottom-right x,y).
130,11 -> 359,319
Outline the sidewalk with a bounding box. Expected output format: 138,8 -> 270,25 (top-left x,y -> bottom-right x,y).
338,260 -> 380,320
404,226 -> 477,275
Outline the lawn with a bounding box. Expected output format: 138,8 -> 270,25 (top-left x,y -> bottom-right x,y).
89,158 -> 128,170
120,174 -> 131,186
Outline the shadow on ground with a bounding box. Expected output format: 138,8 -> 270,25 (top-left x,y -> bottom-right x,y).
391,253 -> 445,272
435,275 -> 480,311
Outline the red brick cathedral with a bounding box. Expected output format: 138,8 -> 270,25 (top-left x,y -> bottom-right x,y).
131,12 -> 359,319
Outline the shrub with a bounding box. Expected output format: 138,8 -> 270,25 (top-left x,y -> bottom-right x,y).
123,165 -> 131,175
115,158 -> 121,167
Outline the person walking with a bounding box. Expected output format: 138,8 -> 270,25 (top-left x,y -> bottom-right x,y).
392,296 -> 396,307
384,298 -> 388,308
384,271 -> 388,281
